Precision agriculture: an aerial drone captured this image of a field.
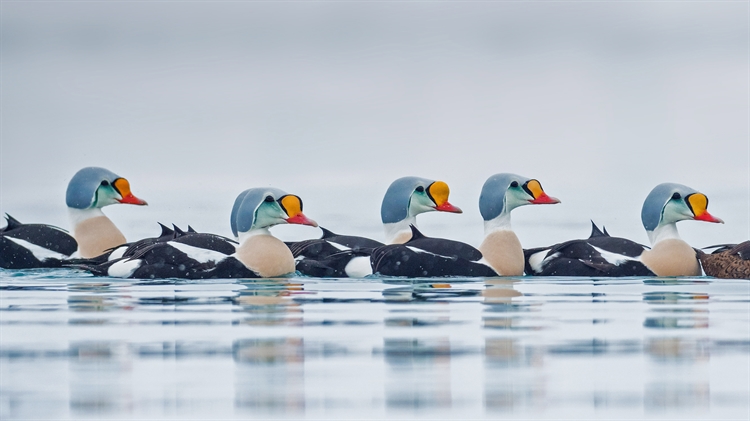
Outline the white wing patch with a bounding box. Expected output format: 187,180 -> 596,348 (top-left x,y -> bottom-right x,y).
169,242 -> 227,264
405,246 -> 454,259
108,259 -> 142,278
527,250 -> 551,273
108,246 -> 127,261
344,256 -> 373,278
328,241 -> 351,251
591,245 -> 640,266
4,237 -> 69,261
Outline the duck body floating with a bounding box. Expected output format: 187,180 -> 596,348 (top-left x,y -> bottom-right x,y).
525,183 -> 723,277
0,167 -> 146,269
524,222 -> 655,277
289,177 -> 462,277
0,214 -> 77,269
371,173 -> 559,277
697,242 -> 750,279
81,188 -> 317,279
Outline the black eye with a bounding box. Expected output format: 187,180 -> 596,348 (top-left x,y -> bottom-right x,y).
264,195 -> 274,203
510,181 -> 519,188
672,192 -> 681,200
100,180 -> 110,187
415,186 -> 424,193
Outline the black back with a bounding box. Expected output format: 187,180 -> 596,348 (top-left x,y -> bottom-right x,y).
286,226 -> 384,260
0,214 -> 77,268
523,221 -> 653,276
370,226 -> 497,277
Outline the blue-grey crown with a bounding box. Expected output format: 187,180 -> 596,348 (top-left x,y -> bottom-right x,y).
479,173 -> 531,221
641,182 -> 698,232
231,187 -> 288,237
380,176 -> 434,224
65,167 -> 121,209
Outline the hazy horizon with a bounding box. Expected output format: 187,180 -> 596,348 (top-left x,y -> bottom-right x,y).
2,1 -> 748,249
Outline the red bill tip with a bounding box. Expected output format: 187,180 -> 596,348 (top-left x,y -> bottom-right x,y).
286,213 -> 318,227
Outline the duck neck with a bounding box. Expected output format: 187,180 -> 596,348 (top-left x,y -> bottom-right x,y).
67,207 -> 126,258
483,210 -> 512,235
383,216 -> 417,244
647,223 -> 681,246
238,227 -> 272,245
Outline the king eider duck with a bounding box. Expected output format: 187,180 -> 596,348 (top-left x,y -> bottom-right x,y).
288,177 -> 462,278
81,188 -> 317,279
524,183 -> 723,277
370,173 -> 560,277
0,167 -> 146,269
696,242 -> 750,279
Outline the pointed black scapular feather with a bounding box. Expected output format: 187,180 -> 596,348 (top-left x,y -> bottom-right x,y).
589,221 -> 608,238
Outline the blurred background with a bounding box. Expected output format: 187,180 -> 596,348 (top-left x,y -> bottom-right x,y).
1,0 -> 747,249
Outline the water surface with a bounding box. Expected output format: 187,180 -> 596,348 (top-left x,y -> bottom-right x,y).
1,269 -> 748,419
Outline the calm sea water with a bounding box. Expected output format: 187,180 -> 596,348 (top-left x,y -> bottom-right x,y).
1,269 -> 748,420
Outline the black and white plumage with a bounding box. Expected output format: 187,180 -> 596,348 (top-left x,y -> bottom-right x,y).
288,176 -> 461,278
0,214 -> 77,268
524,183 -> 723,277
371,173 -> 560,278
524,222 -> 655,277
370,226 -> 498,277
287,227 -> 382,277
77,187 -> 317,279
1,167 -> 147,269
78,232 -> 242,279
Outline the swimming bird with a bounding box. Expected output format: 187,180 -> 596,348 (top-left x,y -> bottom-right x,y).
370,173 -> 560,277
288,177 -> 462,277
524,183 -> 723,277
697,242 -> 750,279
0,167 -> 146,268
82,188 -> 317,279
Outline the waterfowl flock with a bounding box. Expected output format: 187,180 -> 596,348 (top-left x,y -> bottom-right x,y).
1,166 -> 747,279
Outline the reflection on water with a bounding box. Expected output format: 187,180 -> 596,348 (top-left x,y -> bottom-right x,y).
1,271 -> 748,419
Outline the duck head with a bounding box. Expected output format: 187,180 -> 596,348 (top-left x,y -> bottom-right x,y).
480,173 -> 560,232
380,176 -> 462,243
65,167 -> 147,210
641,183 -> 723,244
231,188 -> 317,239
381,177 -> 462,223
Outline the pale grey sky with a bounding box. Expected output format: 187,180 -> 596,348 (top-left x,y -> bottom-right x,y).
1,1 -> 748,248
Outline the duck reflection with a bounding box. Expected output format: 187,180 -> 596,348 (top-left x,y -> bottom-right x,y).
644,383 -> 710,411
482,280 -> 535,330
484,338 -> 545,411
68,341 -> 132,416
233,338 -> 305,411
234,279 -> 304,327
67,282 -> 132,313
383,338 -> 453,409
643,291 -> 710,304
646,338 -> 710,362
643,291 -> 710,330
